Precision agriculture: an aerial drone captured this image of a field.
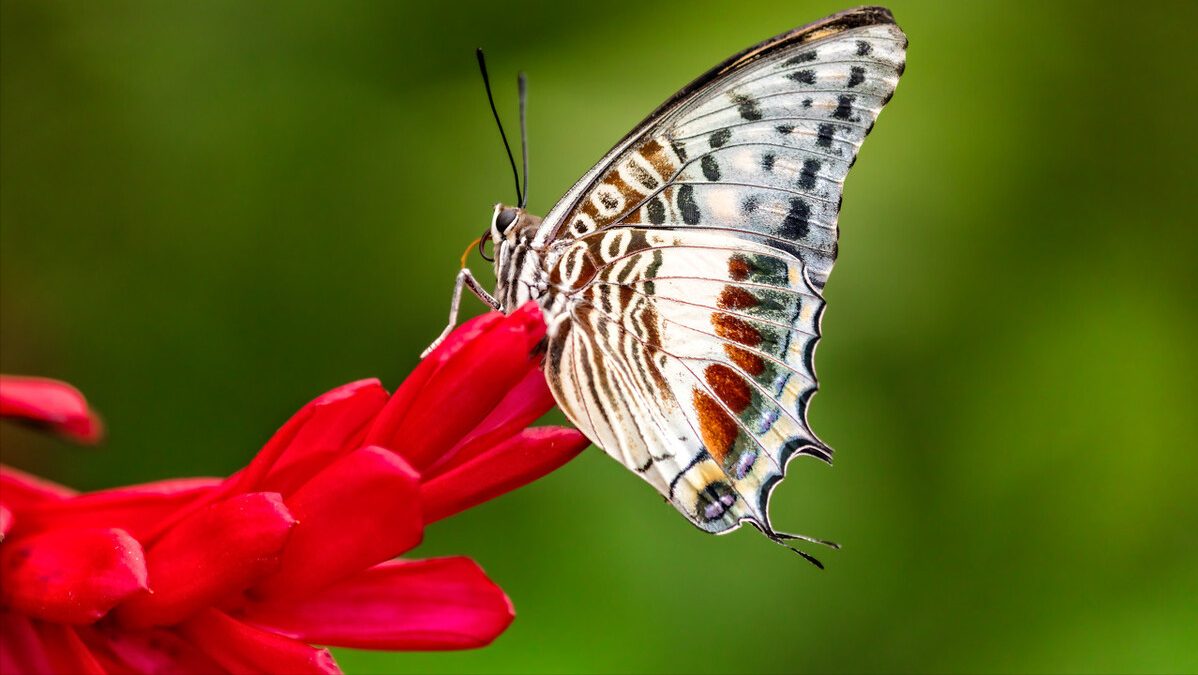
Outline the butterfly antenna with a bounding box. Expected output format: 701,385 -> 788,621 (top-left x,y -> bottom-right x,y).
518,72 -> 529,209
476,48 -> 522,207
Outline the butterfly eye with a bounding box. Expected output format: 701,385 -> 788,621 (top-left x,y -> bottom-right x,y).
495,208 -> 518,233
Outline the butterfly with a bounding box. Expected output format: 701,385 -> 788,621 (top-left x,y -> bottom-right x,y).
429,6 -> 906,566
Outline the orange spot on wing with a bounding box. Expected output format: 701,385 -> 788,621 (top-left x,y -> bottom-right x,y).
724,344 -> 766,377
640,138 -> 663,158
705,364 -> 751,414
728,254 -> 752,281
605,171 -> 642,202
712,313 -> 762,347
639,138 -> 678,177
718,286 -> 759,310
693,389 -> 738,462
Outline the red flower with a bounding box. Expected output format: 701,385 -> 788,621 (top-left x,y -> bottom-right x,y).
0,376 -> 103,444
0,303 -> 589,674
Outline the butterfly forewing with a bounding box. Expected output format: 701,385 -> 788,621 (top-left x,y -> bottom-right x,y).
504,7 -> 905,541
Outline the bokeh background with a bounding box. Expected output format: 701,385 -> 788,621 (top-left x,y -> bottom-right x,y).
3,1 -> 1196,673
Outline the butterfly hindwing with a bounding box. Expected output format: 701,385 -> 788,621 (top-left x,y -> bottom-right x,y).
545,226 -> 831,533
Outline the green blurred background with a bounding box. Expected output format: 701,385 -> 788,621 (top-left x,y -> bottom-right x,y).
2,1 -> 1196,672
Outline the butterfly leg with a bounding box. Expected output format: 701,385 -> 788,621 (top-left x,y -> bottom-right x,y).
421,267 -> 502,358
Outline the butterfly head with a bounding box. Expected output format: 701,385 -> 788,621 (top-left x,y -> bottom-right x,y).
489,203 -> 541,249
487,202 -> 545,310
491,203 -> 529,238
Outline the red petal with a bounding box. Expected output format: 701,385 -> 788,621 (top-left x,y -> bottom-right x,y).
1,465 -> 78,510
254,380 -> 390,498
0,610 -> 54,675
115,492 -> 296,629
238,556 -> 514,650
16,477 -> 219,543
364,312 -> 505,451
422,427 -> 589,524
0,505 -> 11,541
33,622 -> 105,674
177,608 -> 340,674
142,380 -> 387,546
251,446 -> 422,600
75,623 -> 227,675
388,303 -> 548,471
0,375 -> 103,443
0,528 -> 148,625
424,367 -> 557,479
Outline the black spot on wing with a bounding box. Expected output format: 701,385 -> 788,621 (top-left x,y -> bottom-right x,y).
709,129 -> 732,149
847,66 -> 865,88
630,163 -> 659,189
797,158 -> 821,190
677,185 -> 701,225
780,198 -> 810,239
787,70 -> 816,85
731,93 -> 763,121
776,124 -> 794,136
647,197 -> 665,224
832,95 -> 857,121
816,124 -> 836,149
783,50 -> 817,66
856,40 -> 872,56
761,153 -> 775,172
670,137 -> 689,162
701,155 -> 721,182
802,98 -> 812,108
742,196 -> 759,214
